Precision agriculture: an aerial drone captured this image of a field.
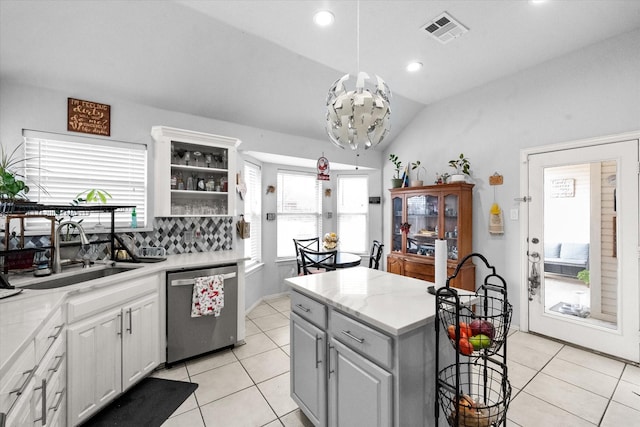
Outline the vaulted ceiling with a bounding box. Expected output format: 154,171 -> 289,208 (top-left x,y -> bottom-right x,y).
2,0 -> 639,148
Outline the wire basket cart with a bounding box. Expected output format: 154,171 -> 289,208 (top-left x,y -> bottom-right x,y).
435,253 -> 512,427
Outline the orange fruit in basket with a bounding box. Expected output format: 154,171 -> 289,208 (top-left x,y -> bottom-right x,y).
459,322 -> 472,337
458,338 -> 474,355
448,324 -> 469,339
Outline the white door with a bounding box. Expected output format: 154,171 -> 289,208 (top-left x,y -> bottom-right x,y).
526,137 -> 639,361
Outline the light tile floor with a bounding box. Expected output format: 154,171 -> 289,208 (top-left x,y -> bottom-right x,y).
154,294 -> 640,426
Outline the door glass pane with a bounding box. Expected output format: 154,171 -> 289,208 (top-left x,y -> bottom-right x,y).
407,194 -> 438,257
392,197 -> 402,252
444,194 -> 459,260
543,161 -> 617,328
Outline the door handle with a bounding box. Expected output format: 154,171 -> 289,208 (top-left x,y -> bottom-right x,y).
126,308 -> 133,334
315,336 -> 322,367
33,378 -> 47,425
117,312 -> 123,336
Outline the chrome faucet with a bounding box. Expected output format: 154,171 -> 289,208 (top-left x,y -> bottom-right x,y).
53,221 -> 91,274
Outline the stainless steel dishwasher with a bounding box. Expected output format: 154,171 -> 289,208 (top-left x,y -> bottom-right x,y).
166,264 -> 238,366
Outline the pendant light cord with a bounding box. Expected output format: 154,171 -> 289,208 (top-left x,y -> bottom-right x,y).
356,0 -> 360,73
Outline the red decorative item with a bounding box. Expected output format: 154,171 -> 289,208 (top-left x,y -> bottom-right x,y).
400,222 -> 411,233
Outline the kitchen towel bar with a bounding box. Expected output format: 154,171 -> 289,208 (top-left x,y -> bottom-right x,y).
170,272 -> 236,287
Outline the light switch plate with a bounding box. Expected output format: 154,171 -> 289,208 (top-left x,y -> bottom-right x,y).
510,208 -> 519,220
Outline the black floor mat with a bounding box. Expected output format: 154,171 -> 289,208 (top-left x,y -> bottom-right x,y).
83,377 -> 198,426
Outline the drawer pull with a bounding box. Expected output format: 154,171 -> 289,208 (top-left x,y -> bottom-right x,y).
9,367 -> 37,396
50,388 -> 65,412
295,303 -> 310,313
48,324 -> 64,340
341,330 -> 365,344
49,354 -> 65,373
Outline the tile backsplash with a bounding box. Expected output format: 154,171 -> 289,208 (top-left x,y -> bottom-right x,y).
5,216 -> 233,258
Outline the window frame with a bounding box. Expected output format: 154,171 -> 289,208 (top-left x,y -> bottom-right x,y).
243,160 -> 262,268
276,169 -> 323,259
336,174 -> 369,254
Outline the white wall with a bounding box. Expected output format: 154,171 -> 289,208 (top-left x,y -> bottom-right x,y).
383,29 -> 640,326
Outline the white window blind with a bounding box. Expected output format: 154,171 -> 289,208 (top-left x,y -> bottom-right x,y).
337,175 -> 368,253
276,170 -> 322,258
23,134 -> 147,230
244,161 -> 262,266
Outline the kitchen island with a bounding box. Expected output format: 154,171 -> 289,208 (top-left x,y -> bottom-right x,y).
286,267 -> 462,427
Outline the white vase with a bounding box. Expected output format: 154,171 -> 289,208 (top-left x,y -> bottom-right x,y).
449,174 -> 466,183
410,180 -> 423,187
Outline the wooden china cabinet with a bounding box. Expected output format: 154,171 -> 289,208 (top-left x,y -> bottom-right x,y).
387,182 -> 475,291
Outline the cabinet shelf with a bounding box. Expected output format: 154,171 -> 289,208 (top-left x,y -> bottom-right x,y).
170,164 -> 227,174
171,190 -> 228,196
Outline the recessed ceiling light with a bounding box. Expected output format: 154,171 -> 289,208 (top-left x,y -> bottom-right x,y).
407,62 -> 423,72
529,0 -> 548,4
313,10 -> 335,27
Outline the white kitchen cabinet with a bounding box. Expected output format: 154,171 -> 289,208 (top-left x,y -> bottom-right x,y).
0,306 -> 66,427
328,338 -> 392,427
151,126 -> 240,217
66,275 -> 160,425
67,306 -> 122,425
122,293 -> 160,390
290,312 -> 327,427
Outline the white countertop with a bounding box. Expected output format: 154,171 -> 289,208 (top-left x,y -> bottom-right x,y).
0,250 -> 248,377
286,267 -> 473,336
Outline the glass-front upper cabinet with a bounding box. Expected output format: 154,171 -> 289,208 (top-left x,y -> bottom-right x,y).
151,126 -> 240,217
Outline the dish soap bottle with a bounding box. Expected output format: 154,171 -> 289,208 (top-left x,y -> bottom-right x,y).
131,208 -> 137,228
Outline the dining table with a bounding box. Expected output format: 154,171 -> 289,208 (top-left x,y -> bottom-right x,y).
332,251 -> 362,268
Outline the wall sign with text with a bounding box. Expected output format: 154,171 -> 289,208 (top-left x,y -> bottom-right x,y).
67,97 -> 111,136
550,178 -> 575,198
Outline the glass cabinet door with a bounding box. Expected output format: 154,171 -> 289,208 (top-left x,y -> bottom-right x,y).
392,196 -> 403,252
443,193 -> 459,260
407,194 -> 439,257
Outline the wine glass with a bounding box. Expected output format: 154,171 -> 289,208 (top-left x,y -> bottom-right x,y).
184,151 -> 191,166
193,151 -> 202,167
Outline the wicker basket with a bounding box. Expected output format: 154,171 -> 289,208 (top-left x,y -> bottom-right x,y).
438,294 -> 512,357
438,362 -> 511,427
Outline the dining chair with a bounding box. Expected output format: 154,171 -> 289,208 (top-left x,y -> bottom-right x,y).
293,237 -> 320,275
369,240 -> 384,270
299,247 -> 337,275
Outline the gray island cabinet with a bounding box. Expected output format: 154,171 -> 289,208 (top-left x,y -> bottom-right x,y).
286,267 -> 461,427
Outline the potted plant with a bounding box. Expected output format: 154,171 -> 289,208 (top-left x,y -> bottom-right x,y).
577,269 -> 590,286
0,144 -> 31,212
76,188 -> 112,229
448,153 -> 471,183
389,154 -> 403,188
410,161 -> 426,187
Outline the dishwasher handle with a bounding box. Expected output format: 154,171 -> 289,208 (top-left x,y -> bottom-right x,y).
171,272 -> 236,287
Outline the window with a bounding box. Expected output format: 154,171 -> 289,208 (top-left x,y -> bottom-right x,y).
23,132 -> 147,230
277,170 -> 322,258
337,175 -> 368,253
244,161 -> 262,266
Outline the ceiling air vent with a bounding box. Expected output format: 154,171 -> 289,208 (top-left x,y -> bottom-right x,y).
420,12 -> 468,44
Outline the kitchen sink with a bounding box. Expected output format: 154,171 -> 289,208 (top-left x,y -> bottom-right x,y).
22,266 -> 137,290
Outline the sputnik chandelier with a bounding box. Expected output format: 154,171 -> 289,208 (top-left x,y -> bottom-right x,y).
325,1 -> 391,151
